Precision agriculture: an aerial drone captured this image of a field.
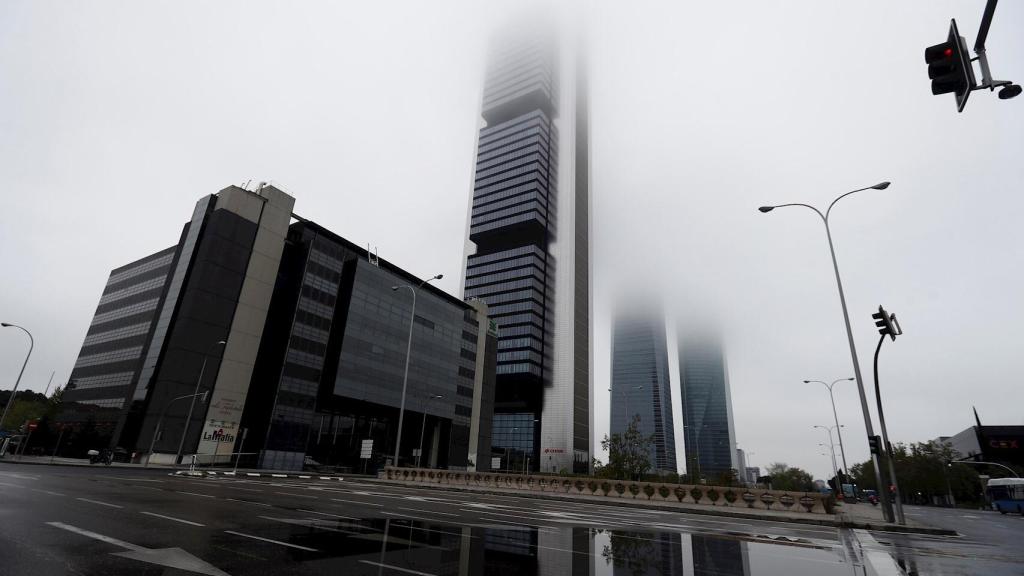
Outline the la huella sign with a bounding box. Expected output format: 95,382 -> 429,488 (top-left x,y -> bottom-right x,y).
203,428 -> 236,443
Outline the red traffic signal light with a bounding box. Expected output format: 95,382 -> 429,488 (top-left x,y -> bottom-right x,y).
925,19 -> 976,112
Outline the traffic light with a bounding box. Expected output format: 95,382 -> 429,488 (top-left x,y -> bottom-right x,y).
925,19 -> 976,112
867,435 -> 882,455
872,305 -> 901,341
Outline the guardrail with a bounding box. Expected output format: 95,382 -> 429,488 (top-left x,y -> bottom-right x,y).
383,467 -> 835,514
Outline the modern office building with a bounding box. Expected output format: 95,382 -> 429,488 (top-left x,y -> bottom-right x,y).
242,220 -> 498,472
745,467 -> 761,484
735,448 -> 748,482
59,246 -> 179,443
461,18 -> 592,474
59,186 -> 498,472
610,312 -> 676,473
61,184 -> 293,460
678,333 -> 737,480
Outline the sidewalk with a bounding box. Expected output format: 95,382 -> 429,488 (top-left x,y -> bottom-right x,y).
0,454 -> 352,480
834,501 -> 954,534
370,477 -> 957,535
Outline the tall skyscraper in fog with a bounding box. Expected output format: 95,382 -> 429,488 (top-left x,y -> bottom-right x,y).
679,333 -> 737,480
610,312 -> 676,473
462,19 -> 591,474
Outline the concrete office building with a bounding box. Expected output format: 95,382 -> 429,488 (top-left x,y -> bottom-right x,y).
461,19 -> 592,474
610,312 -> 676,473
679,333 -> 737,480
59,186 -> 498,472
735,448 -> 748,482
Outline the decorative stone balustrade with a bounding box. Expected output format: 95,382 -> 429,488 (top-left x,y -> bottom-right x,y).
382,467 -> 835,515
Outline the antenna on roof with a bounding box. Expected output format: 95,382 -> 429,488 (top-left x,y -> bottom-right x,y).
368,244 -> 379,267
242,179 -> 252,190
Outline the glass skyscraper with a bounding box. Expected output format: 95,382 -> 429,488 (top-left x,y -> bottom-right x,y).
462,19 -> 591,474
610,313 -> 676,473
678,334 -> 737,481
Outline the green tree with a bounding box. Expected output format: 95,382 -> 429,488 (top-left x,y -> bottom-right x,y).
766,462 -> 814,492
601,415 -> 655,481
850,441 -> 989,506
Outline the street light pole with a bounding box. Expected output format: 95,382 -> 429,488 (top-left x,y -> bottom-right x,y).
814,425 -> 841,486
416,393 -> 443,468
806,378 -> 853,476
950,459 -> 1018,477
0,323 -> 33,432
391,274 -> 443,468
175,340 -> 225,465
760,181 -> 895,523
147,391 -> 208,467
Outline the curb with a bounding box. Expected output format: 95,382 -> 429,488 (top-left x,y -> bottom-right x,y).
837,513 -> 957,536
371,478 -> 844,528
173,470 -> 345,481
371,479 -> 956,536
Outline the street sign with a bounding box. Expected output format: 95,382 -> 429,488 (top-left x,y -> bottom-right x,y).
491,457 -> 502,469
360,439 -> 373,459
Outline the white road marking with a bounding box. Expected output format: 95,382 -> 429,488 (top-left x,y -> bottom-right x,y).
140,511 -> 206,527
224,530 -> 319,552
273,491 -> 316,499
0,471 -> 39,480
227,486 -> 265,493
76,497 -> 123,508
224,498 -> 272,507
0,481 -> 23,488
296,508 -> 360,520
104,476 -> 163,482
177,491 -> 216,498
31,489 -> 65,496
331,498 -> 383,507
358,560 -> 437,576
397,507 -> 458,517
46,522 -> 230,576
47,521 -> 143,551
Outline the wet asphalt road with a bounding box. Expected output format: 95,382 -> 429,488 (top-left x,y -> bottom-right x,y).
0,463 -> 1021,575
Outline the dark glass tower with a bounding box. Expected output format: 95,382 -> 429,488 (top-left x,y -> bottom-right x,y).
610,313 -> 677,473
463,21 -> 591,474
679,334 -> 737,481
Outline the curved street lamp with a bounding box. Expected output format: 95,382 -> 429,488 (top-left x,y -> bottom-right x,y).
759,181 -> 896,522
392,274 -> 443,467
0,323 -> 34,432
805,377 -> 854,476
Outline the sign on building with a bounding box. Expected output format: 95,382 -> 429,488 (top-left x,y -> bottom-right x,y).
360,439 -> 373,459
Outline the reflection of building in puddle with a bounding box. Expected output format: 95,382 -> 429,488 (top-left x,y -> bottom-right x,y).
604,531 -> 683,576
458,526 -> 594,576
684,534 -> 750,576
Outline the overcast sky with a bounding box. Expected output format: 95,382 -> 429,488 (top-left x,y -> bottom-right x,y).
2,1 -> 1022,479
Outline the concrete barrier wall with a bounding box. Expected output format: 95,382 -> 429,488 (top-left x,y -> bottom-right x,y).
383,467 -> 834,514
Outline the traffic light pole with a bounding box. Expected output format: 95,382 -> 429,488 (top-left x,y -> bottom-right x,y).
826,223 -> 894,523
873,334 -> 905,525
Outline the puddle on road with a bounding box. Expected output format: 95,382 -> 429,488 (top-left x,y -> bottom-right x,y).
212,515 -> 852,575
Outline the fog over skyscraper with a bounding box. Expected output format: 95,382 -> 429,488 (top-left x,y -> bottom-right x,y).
610,311 -> 676,473
461,16 -> 591,474
679,331 -> 737,480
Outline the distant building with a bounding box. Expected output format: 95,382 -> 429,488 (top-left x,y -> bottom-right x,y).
59,186 -> 498,472
678,333 -> 737,480
745,467 -> 760,484
610,312 -> 676,474
735,448 -> 748,482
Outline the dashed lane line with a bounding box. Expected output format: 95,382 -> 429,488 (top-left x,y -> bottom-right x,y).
31,489 -> 65,497
75,497 -> 123,509
330,498 -> 383,507
224,530 -> 319,552
358,560 -> 437,576
140,511 -> 206,527
397,507 -> 459,517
